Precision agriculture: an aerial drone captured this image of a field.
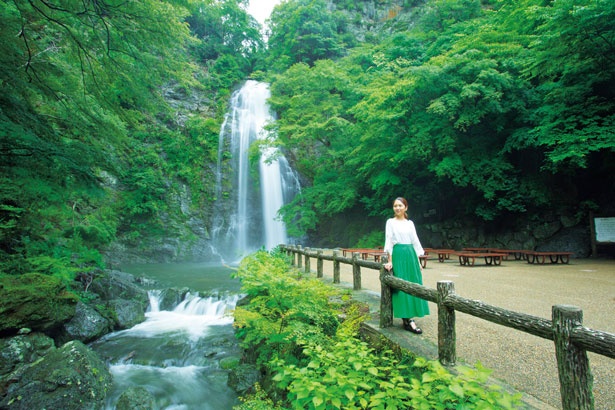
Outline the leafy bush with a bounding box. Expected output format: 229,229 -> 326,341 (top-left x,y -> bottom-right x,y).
233,250 -> 342,368
233,250 -> 524,409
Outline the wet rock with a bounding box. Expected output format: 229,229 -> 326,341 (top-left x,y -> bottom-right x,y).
116,386 -> 155,410
227,364 -> 261,394
57,301 -> 113,344
108,299 -> 146,329
0,340 -> 112,410
89,270 -> 149,305
157,287 -> 191,311
0,333 -> 55,377
0,273 -> 78,336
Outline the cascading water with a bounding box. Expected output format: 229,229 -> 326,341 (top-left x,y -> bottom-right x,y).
213,80 -> 300,263
91,290 -> 242,409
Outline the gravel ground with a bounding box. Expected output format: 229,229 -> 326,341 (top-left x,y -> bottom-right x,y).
312,252 -> 615,410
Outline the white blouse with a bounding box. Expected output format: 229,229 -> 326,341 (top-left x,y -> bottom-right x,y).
384,218 -> 424,257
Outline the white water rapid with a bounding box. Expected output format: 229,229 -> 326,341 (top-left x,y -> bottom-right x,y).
213,80 -> 300,263
91,291 -> 242,409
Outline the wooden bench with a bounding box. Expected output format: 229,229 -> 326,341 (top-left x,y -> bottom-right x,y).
500,249 -> 533,261
431,249 -> 457,262
464,248 -> 536,261
455,252 -> 508,266
526,251 -> 573,264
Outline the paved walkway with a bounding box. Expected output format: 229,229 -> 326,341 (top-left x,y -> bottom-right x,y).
310,252 -> 615,410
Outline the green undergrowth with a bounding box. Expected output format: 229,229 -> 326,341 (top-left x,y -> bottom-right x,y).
232,249 -> 524,410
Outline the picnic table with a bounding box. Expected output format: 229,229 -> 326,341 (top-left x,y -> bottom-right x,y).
526,251 -> 574,264
430,248 -> 457,262
464,248 -> 534,261
455,252 -> 508,266
495,249 -> 532,261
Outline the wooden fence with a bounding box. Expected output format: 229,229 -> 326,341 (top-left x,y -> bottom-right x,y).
280,245 -> 615,410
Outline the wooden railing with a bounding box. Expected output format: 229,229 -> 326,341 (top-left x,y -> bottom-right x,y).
280,245 -> 615,410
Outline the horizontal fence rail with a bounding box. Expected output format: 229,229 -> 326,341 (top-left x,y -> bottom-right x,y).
280,245 -> 615,410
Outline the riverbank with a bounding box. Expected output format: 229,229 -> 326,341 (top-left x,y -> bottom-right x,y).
315,253 -> 614,410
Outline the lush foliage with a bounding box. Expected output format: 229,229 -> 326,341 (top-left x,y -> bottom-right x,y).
233,250 -> 523,409
233,249 -> 342,367
0,0 -> 263,280
265,0 -> 354,72
266,0 -> 615,239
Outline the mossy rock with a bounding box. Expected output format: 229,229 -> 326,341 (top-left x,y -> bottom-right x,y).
219,356 -> 241,370
0,273 -> 78,335
0,340 -> 112,410
116,386 -> 155,410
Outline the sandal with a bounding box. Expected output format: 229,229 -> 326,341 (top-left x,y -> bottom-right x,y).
403,319 -> 422,334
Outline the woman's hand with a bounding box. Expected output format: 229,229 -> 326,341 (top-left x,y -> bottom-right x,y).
384,262 -> 393,271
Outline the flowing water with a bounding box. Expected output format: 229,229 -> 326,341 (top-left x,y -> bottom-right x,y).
213,80 -> 300,263
91,263 -> 242,409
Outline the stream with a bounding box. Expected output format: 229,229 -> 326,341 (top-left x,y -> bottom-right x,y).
90,262 -> 243,409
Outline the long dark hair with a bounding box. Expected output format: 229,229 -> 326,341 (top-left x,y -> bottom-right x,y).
393,197 -> 409,219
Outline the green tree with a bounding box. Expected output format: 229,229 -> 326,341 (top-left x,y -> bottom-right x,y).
509,0 -> 615,169
266,0 -> 347,72
0,0 -> 195,276
269,59 -> 366,235
186,0 -> 264,88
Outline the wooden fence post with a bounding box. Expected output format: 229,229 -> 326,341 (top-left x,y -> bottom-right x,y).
304,247 -> 311,274
380,255 -> 393,328
333,250 -> 340,284
317,250 -> 323,278
553,305 -> 594,410
437,281 -> 456,366
352,252 -> 361,290
297,245 -> 302,269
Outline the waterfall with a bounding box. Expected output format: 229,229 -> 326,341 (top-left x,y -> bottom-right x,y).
213,80 -> 299,262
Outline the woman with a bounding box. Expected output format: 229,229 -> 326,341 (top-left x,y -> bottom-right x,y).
383,197 -> 429,334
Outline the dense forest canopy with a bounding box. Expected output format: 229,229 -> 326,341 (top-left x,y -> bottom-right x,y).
266,0 -> 615,241
1,0 -> 614,281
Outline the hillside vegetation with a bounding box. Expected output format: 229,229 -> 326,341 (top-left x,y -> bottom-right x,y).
264,0 -> 615,247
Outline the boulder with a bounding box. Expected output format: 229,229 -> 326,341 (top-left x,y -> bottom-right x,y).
116,386 -> 155,410
0,340 -> 112,410
227,364 -> 261,394
157,287 -> 191,311
89,270 -> 149,305
0,273 -> 78,336
57,301 -> 113,344
107,299 -> 146,329
0,332 -> 55,377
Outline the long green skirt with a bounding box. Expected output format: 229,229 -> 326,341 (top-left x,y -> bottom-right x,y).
392,244 -> 430,319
